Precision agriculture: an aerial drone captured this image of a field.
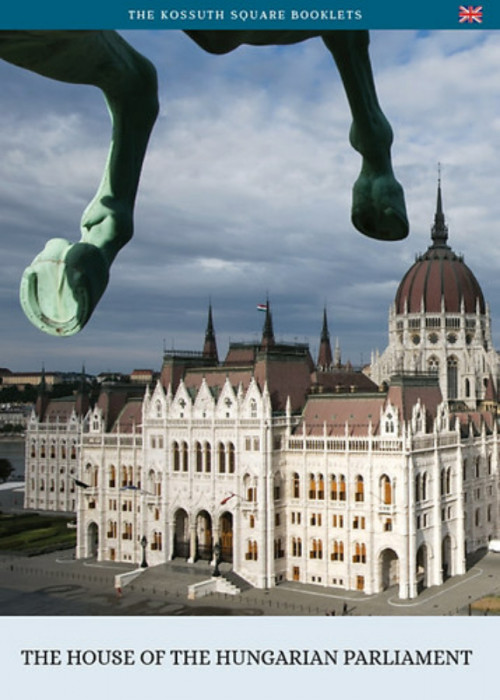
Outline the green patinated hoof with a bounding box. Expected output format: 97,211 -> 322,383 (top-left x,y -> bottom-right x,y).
351,175 -> 409,242
19,238 -> 109,336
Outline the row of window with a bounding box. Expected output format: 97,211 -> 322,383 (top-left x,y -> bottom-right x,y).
415,458 -> 493,503
173,441 -> 236,474
294,473 -> 393,504
291,538 -> 367,563
30,441 -> 77,459
34,479 -> 75,493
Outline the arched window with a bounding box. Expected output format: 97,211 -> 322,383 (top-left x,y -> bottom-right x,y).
415,473 -> 421,502
292,473 -> 300,499
330,475 -> 337,501
318,474 -> 325,500
204,442 -> 211,472
353,542 -> 366,564
422,472 -> 428,501
308,474 -> 316,499
109,465 -> 116,488
428,356 -> 439,374
228,442 -> 235,474
310,539 -> 323,559
195,442 -> 203,473
181,442 -> 189,472
172,442 -> 180,472
246,541 -> 258,561
447,356 -> 458,400
218,442 -> 226,473
331,541 -> 344,562
339,475 -> 346,501
355,475 -> 364,502
381,475 -> 392,505
465,378 -> 470,398
292,537 -> 302,557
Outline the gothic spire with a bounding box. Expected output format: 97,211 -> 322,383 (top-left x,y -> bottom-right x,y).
317,307 -> 333,369
202,303 -> 218,362
431,165 -> 449,247
260,300 -> 275,350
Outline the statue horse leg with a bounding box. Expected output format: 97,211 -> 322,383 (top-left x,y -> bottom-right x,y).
322,31 -> 408,241
0,31 -> 159,335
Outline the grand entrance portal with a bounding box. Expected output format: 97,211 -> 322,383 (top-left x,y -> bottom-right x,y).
219,512 -> 233,563
380,548 -> 399,590
174,508 -> 189,559
196,510 -> 212,561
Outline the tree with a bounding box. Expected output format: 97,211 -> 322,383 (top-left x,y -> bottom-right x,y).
0,458 -> 14,483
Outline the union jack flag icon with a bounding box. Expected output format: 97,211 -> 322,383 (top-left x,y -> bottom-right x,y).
458,5 -> 483,23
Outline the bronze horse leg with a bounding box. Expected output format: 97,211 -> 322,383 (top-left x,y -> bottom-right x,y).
0,30 -> 159,336
187,30 -> 408,242
321,31 -> 408,241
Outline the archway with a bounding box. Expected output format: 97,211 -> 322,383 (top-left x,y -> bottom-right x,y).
380,548 -> 399,590
219,512 -> 233,563
87,521 -> 98,558
196,510 -> 212,561
442,535 -> 452,580
416,544 -> 428,592
174,508 -> 189,559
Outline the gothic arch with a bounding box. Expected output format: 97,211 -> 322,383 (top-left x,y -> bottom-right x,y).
379,548 -> 399,590
173,508 -> 189,559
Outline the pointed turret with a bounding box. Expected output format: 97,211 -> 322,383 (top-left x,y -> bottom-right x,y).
35,365 -> 49,421
75,364 -> 90,417
202,303 -> 218,363
334,338 -> 342,369
317,308 -> 333,370
260,301 -> 275,350
431,166 -> 449,247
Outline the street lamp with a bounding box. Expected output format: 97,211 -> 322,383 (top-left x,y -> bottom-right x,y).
140,535 -> 148,568
213,541 -> 221,577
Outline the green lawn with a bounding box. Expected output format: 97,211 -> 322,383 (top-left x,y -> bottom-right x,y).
0,513 -> 76,554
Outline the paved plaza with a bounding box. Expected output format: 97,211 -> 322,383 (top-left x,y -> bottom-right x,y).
1,549 -> 500,616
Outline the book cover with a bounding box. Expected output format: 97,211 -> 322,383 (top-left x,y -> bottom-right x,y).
0,4 -> 497,698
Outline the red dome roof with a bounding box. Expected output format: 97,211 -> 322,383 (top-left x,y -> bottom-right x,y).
395,184 -> 485,316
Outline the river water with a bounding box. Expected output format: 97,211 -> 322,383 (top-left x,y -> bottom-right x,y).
0,439 -> 25,479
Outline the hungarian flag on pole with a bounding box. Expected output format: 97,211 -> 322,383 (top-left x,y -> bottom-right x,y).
257,303 -> 268,312
73,479 -> 90,489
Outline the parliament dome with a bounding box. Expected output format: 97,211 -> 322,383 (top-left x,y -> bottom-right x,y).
394,183 -> 485,316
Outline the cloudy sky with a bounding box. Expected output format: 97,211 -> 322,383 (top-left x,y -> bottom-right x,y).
1,29 -> 500,375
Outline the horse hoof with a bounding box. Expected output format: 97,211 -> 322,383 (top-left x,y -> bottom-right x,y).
351,174 -> 409,242
19,238 -> 109,336
352,205 -> 409,242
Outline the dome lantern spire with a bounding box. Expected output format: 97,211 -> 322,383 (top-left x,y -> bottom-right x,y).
431,164 -> 449,247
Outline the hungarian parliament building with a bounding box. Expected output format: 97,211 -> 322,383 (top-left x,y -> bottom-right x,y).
23,183 -> 500,600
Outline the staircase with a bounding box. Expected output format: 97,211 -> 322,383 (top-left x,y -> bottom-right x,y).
220,569 -> 253,593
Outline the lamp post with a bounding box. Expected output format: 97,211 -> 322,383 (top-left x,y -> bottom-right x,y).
213,541 -> 221,577
140,535 -> 148,568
